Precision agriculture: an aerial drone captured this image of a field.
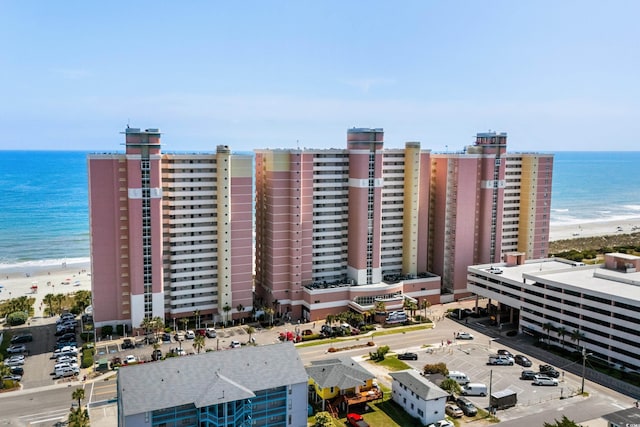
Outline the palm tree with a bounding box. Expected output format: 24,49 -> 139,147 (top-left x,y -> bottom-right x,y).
570,329 -> 585,349
272,299 -> 280,318
421,299 -> 431,321
72,387 -> 85,409
151,316 -> 164,340
366,307 -> 376,324
193,310 -> 200,330
140,317 -> 152,338
193,334 -> 205,353
245,325 -> 256,344
67,407 -> 90,427
236,304 -> 245,323
74,290 -> 92,312
325,314 -> 335,327
264,307 -> 275,326
43,293 -> 56,316
374,300 -> 386,314
180,317 -> 189,332
55,293 -> 65,314
556,326 -> 567,349
542,322 -> 554,346
222,304 -> 232,326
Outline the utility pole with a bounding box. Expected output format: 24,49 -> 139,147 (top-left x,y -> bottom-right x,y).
581,347 -> 588,394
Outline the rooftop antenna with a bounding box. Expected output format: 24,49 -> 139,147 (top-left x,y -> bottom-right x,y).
297,139 -> 300,150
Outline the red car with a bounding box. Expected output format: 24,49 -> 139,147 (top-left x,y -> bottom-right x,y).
347,413 -> 369,427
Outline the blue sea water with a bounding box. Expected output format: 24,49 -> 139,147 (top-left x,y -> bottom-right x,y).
0,150 -> 639,267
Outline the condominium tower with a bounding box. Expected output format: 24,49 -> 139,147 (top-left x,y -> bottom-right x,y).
88,128 -> 253,331
255,129 -> 553,321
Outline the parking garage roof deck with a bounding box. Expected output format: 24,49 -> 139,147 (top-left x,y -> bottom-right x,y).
471,258 -> 640,302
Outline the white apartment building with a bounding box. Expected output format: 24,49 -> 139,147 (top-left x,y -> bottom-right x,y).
389,370 -> 449,426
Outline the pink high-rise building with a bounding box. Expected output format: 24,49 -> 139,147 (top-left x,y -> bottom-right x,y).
88,128 -> 253,331
255,129 -> 553,320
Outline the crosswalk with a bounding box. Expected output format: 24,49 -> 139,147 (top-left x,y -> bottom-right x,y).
18,408 -> 68,426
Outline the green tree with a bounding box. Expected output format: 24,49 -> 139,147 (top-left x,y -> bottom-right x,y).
264,307 -> 274,326
72,387 -> 85,409
68,407 -> 90,427
180,317 -> 189,332
421,299 -> 431,320
222,304 -> 232,326
423,362 -> 449,375
543,415 -> 583,427
193,309 -> 200,330
245,325 -> 256,344
73,290 -> 92,312
314,411 -> 335,427
374,300 -> 386,314
439,378 -> 462,395
43,293 -> 56,316
570,329 -> 585,349
193,334 -> 205,354
151,316 -> 164,340
557,326 -> 567,349
236,304 -> 245,322
55,293 -> 65,314
140,317 -> 152,338
542,322 -> 554,346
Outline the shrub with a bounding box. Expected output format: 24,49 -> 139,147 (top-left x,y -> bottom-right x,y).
101,325 -> 113,338
423,362 -> 448,375
6,311 -> 27,326
328,347 -> 337,353
116,324 -> 125,336
367,341 -> 375,346
369,345 -> 390,362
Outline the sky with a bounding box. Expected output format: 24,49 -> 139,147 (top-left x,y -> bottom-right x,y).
1,1 -> 639,152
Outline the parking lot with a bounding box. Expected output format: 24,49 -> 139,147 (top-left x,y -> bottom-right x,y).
398,337 -> 582,410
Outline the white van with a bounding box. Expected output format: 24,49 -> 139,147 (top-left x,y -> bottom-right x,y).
447,371 -> 470,385
462,383 -> 488,397
54,366 -> 79,378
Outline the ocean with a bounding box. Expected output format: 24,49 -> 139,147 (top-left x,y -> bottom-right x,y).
1,150 -> 639,267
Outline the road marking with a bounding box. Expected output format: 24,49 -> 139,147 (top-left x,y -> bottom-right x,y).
28,415 -> 66,424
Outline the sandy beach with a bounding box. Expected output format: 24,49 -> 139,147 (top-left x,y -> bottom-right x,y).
0,259 -> 91,318
1,217 -> 639,313
549,218 -> 640,241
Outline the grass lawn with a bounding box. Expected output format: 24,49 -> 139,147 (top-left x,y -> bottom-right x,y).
369,355 -> 412,372
297,323 -> 432,349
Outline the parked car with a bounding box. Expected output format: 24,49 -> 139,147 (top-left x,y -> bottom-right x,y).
56,355 -> 78,364
456,332 -> 474,340
5,358 -> 24,367
7,344 -> 27,354
230,340 -> 241,348
427,421 -> 454,427
205,328 -> 217,338
185,330 -> 196,339
488,354 -> 514,365
514,354 -> 532,367
445,404 -> 464,418
497,349 -> 514,358
520,370 -> 537,380
3,374 -> 22,382
397,352 -> 418,361
9,366 -> 24,376
539,364 -> 560,378
124,355 -> 137,365
151,349 -> 162,361
10,334 -> 33,344
455,396 -> 478,416
55,327 -> 75,336
346,413 -> 369,427
162,332 -> 172,342
122,338 -> 135,349
533,375 -> 559,386
54,362 -> 79,370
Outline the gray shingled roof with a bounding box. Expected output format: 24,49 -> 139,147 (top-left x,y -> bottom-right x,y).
389,370 -> 449,400
305,358 -> 376,390
117,342 -> 308,416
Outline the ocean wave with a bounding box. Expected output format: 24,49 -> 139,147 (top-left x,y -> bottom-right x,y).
0,257 -> 90,273
550,213 -> 640,227
624,205 -> 640,211
551,208 -> 569,212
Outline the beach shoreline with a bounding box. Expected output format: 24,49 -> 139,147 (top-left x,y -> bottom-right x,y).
1,217 -> 640,312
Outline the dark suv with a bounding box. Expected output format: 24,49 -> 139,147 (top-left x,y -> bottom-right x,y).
122,338 -> 135,349
10,334 -> 33,344
539,364 -> 560,378
455,396 -> 478,416
520,370 -> 537,380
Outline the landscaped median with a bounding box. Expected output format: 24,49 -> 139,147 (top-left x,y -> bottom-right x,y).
296,323 -> 433,350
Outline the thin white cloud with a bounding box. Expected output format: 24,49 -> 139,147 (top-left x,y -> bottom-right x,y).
51,68 -> 89,80
341,77 -> 396,94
